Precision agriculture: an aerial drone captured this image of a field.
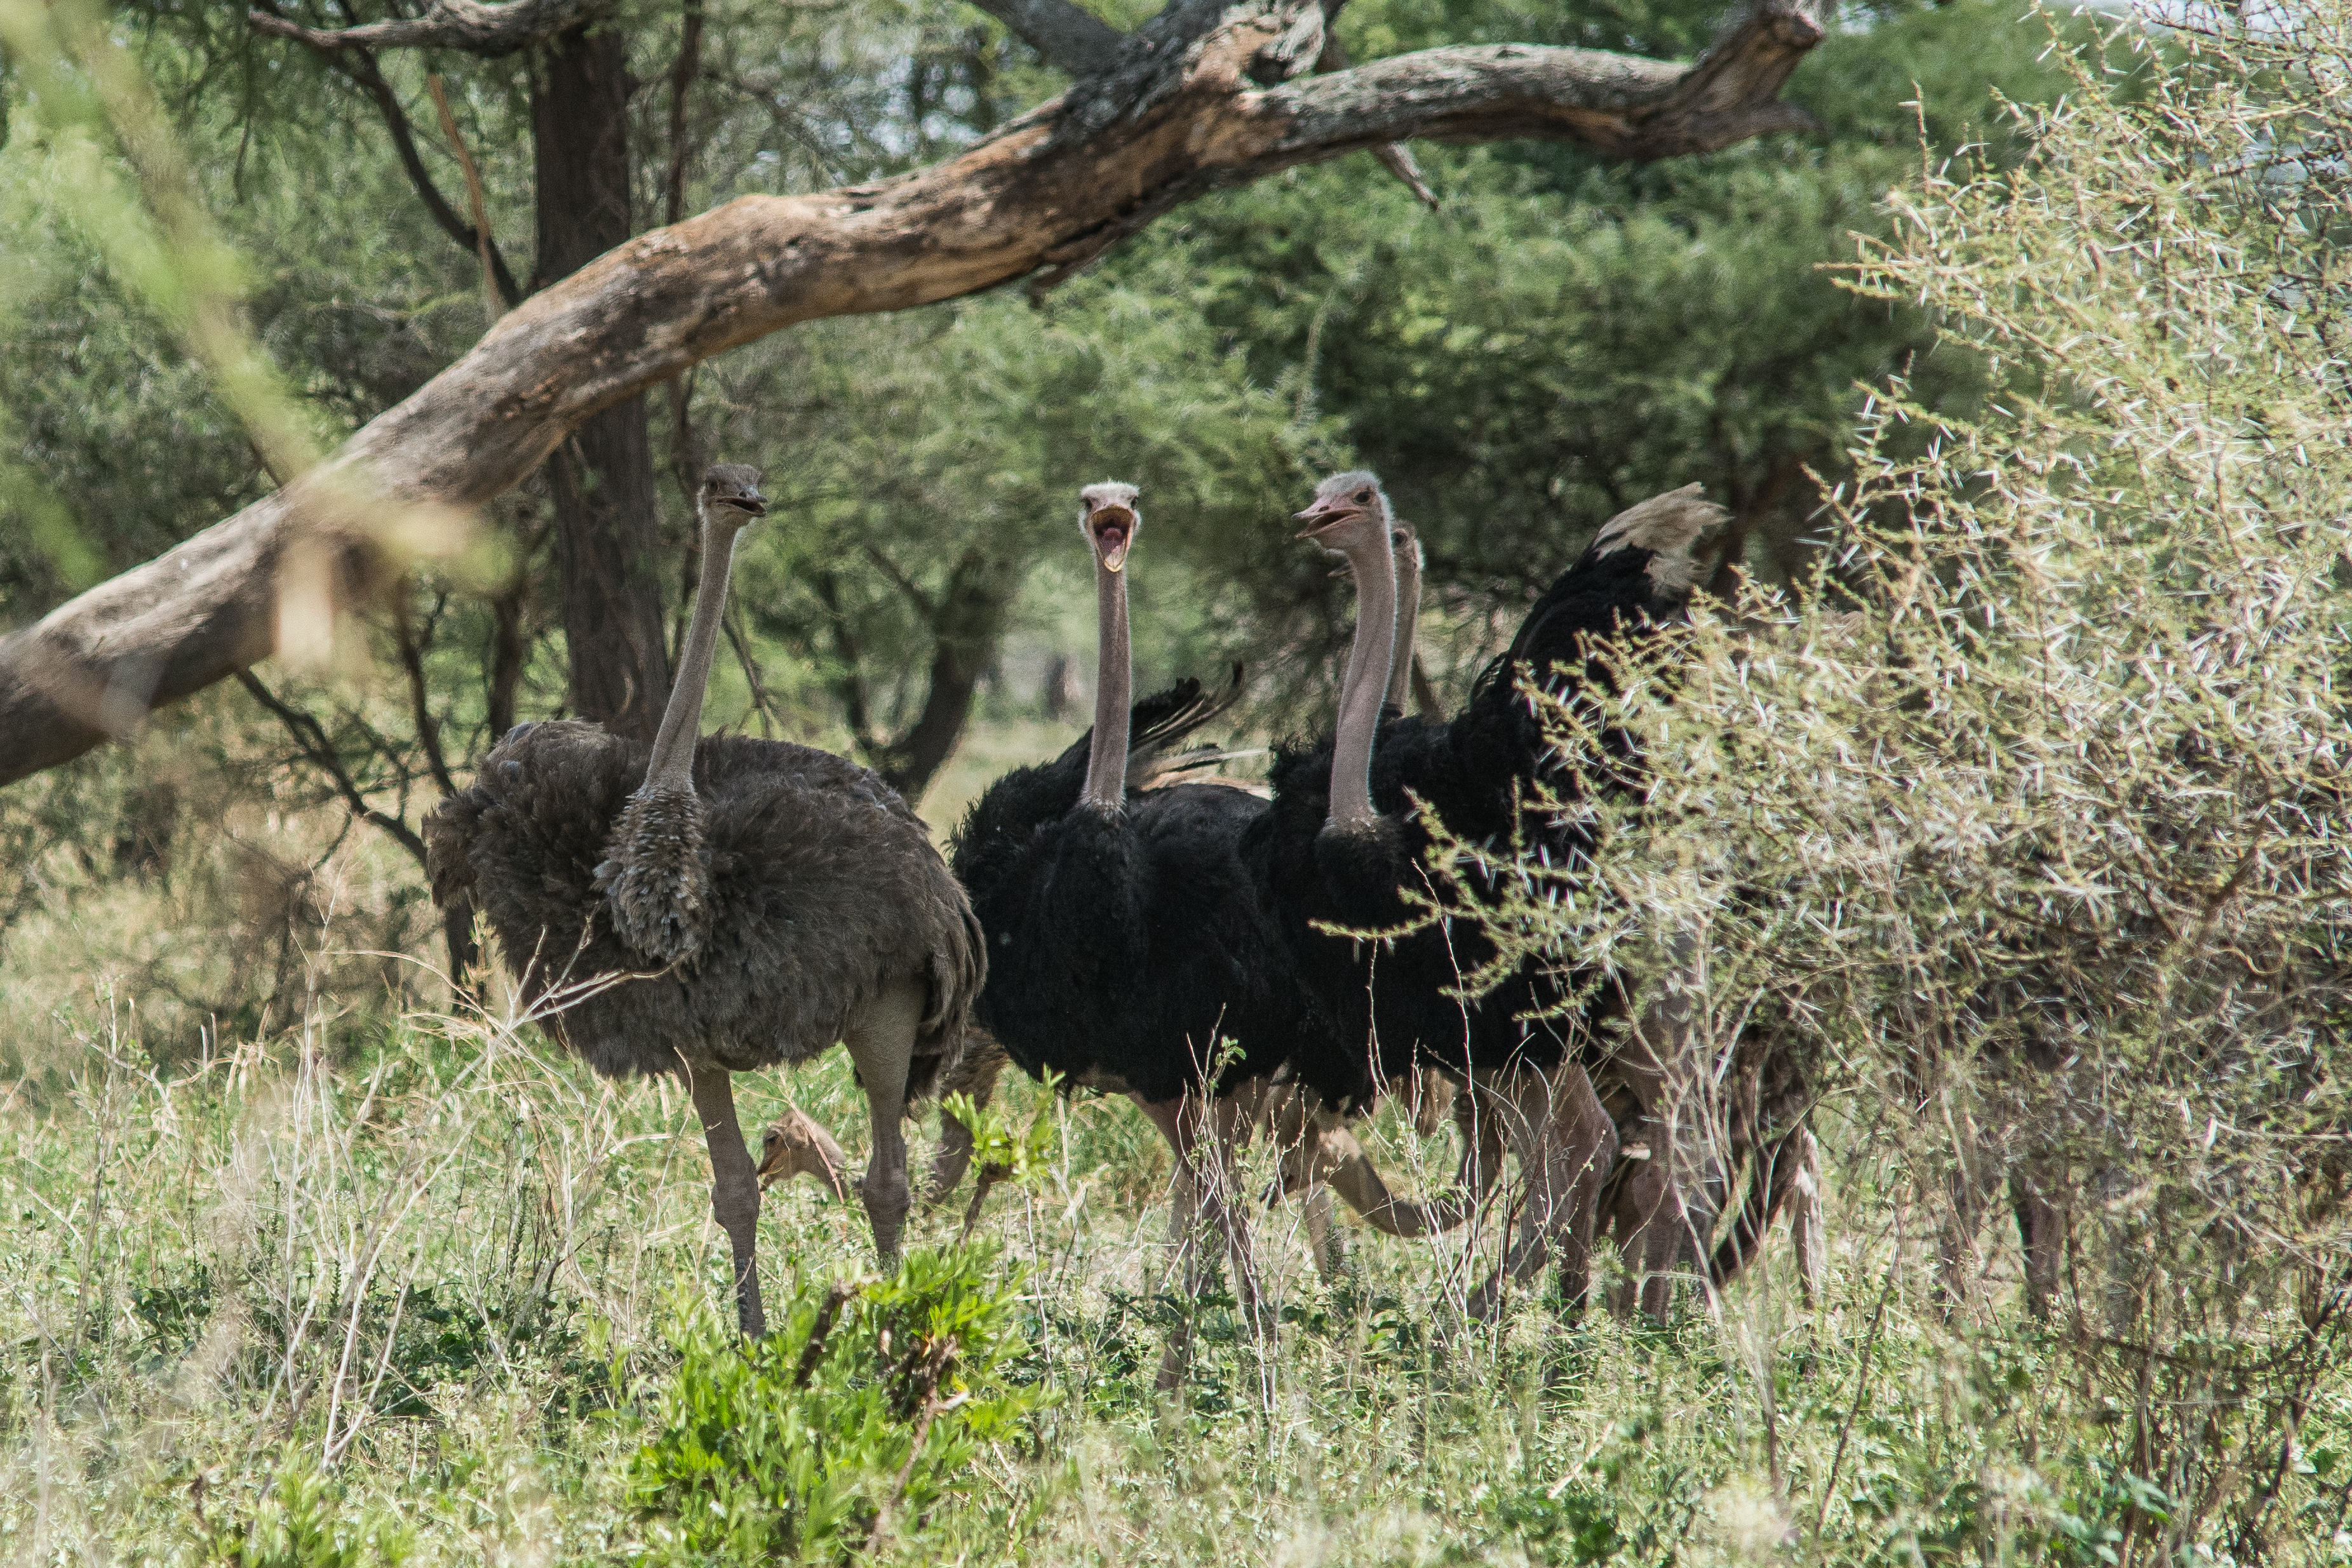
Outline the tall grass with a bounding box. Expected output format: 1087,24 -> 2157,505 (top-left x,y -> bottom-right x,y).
6,891 -> 2323,1564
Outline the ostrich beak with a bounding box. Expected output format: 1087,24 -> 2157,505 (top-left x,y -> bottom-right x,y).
1087,504 -> 1136,573
1294,499 -> 1357,540
736,491 -> 768,517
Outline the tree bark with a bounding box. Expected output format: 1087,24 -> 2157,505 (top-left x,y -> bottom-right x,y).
0,0 -> 1827,787
534,22 -> 671,741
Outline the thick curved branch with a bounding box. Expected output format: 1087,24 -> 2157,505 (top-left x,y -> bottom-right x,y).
965,0 -> 1126,76
246,0 -> 615,57
0,0 -> 1825,786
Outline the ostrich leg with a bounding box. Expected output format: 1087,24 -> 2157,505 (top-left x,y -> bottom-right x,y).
1141,1091 -> 1270,1390
1467,1062 -> 1618,1322
926,1030 -> 1008,1207
843,979 -> 925,1266
689,1067 -> 767,1337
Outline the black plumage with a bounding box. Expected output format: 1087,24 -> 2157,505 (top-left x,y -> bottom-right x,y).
1251,480 -> 1719,1111
951,681 -> 1317,1104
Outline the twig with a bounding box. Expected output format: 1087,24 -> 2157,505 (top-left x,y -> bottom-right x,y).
793,1282 -> 859,1389
1813,1273 -> 1894,1540
867,1334 -> 962,1555
722,602 -> 781,738
393,592 -> 458,796
236,671 -> 429,868
662,0 -> 704,229
426,74 -> 505,323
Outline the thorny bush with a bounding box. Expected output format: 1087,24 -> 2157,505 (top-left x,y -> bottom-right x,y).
1425,8 -> 2352,1560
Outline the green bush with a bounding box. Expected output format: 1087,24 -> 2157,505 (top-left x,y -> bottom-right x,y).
196,1453 -> 413,1568
628,1246 -> 1052,1564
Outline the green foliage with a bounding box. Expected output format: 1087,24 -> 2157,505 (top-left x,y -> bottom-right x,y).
628,1248 -> 1051,1564
1435,10 -> 2352,1560
940,1068 -> 1063,1211
1079,0 -> 2092,713
196,1452 -> 413,1568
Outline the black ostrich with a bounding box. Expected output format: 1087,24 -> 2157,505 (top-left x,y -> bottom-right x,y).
1249,471 -> 1719,1315
950,481 -> 1330,1377
424,462 -> 984,1337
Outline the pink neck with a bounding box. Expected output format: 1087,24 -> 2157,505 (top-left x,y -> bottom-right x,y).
1080,558 -> 1132,812
1327,537 -> 1397,830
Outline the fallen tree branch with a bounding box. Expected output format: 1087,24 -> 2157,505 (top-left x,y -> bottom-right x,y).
0,0 -> 1825,787
245,0 -> 614,58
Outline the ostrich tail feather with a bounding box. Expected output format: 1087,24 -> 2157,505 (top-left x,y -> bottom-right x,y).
593,786 -> 714,966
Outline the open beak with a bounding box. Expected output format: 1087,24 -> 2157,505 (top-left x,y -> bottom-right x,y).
1088,504 -> 1135,573
736,492 -> 768,517
1294,500 -> 1357,542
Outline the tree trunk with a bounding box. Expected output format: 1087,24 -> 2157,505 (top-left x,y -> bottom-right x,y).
533,22 -> 669,741
878,549 -> 1018,798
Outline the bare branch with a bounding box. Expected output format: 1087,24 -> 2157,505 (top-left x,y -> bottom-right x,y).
234,671 -> 431,867
863,544 -> 939,622
1,0 -> 1825,786
393,592 -> 458,797
246,0 -> 615,58
250,7 -> 525,304
964,0 -> 1126,76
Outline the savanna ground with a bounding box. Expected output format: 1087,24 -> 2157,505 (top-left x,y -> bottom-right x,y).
0,862 -> 2228,1568
4,690 -> 2347,1567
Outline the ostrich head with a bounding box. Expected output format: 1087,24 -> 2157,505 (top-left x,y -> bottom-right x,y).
699,462 -> 768,530
756,1108 -> 852,1202
1294,470 -> 1392,558
1391,520 -> 1422,573
1080,481 -> 1140,573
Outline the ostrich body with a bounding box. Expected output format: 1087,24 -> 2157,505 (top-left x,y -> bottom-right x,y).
424,463 -> 983,1337
951,483 -> 1328,1377
1249,474 -> 1717,1312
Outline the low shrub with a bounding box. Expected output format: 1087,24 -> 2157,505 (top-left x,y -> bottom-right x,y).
627,1245 -> 1052,1564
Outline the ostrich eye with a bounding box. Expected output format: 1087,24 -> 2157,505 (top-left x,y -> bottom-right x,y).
1355,490 -> 1372,504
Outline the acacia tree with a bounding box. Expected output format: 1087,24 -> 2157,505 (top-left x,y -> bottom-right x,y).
0,0 -> 1829,787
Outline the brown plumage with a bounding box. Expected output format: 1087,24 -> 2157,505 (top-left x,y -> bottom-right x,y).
427,725 -> 979,1092
424,462 -> 983,1338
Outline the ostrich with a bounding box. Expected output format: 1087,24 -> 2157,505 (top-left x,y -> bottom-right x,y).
950,481 -> 1333,1380
424,462 -> 984,1337
933,519 -> 1435,1251
914,674 -> 1248,1214
1250,473 -> 1718,1315
1264,518 -> 1455,1276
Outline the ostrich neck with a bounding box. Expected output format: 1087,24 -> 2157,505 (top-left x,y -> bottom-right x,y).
643,513 -> 739,794
1328,539 -> 1398,831
1080,558 -> 1132,813
1386,543 -> 1421,714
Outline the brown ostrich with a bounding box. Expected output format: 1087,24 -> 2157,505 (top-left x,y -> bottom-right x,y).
424,462 -> 984,1337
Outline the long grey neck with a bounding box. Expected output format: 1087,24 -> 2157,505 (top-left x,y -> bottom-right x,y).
1386,539 -> 1421,714
642,509 -> 739,794
1327,537 -> 1397,831
1080,558 -> 1132,813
